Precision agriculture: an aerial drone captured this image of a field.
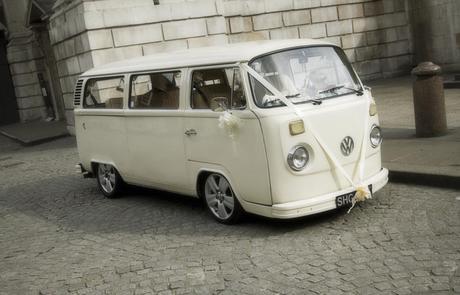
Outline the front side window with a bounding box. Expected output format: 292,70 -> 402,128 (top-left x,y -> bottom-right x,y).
191,68 -> 246,111
249,46 -> 361,108
83,77 -> 124,109
130,71 -> 181,109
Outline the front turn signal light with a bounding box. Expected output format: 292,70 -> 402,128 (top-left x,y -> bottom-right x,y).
369,101 -> 378,116
289,120 -> 305,136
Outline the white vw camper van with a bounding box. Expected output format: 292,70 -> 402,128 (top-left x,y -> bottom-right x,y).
74,39 -> 388,223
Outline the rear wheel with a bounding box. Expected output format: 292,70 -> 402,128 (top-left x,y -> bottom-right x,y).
96,163 -> 122,198
203,173 -> 243,224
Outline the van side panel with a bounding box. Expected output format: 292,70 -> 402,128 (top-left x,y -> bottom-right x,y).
75,110 -> 128,177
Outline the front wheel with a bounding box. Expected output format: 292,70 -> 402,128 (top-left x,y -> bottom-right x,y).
96,163 -> 123,198
203,173 -> 243,224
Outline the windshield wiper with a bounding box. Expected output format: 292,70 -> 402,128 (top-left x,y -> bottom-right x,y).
285,93 -> 300,98
286,93 -> 322,105
319,85 -> 363,96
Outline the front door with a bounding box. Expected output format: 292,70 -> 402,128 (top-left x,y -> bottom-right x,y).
184,66 -> 271,205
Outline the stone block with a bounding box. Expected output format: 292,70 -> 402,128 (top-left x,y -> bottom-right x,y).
252,13 -> 283,31
396,26 -> 410,40
60,75 -> 80,94
364,1 -> 384,16
206,17 -> 227,35
16,96 -> 44,109
366,28 -> 397,45
75,33 -> 91,54
10,61 -> 37,75
381,54 -> 411,75
101,5 -> 171,28
299,23 -> 326,39
265,0 -> 293,12
142,40 -> 188,55
311,6 -> 338,23
112,24 -> 162,47
65,56 -> 81,75
15,83 -> 42,98
65,111 -> 75,127
293,0 -> 321,10
87,29 -> 114,49
62,39 -> 76,60
222,0 -> 266,16
228,31 -> 270,43
229,17 -> 253,33
321,36 -> 341,46
355,44 -> 383,61
338,4 -> 364,19
56,60 -> 68,77
270,27 -> 300,40
188,34 -> 229,48
12,73 -> 39,87
394,0 -> 406,12
83,0 -> 152,11
377,12 -> 407,29
7,46 -> 42,64
169,0 -> 217,20
353,17 -> 378,32
83,11 -> 105,30
385,40 -> 410,57
91,46 -> 143,67
355,59 -> 381,76
382,0 -> 395,14
163,19 -> 207,40
341,33 -> 366,49
63,93 -> 75,110
343,48 -> 356,63
19,107 -> 46,122
282,10 -> 311,27
326,20 -> 352,36
78,52 -> 94,73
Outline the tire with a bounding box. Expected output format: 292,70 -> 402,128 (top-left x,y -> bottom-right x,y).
203,173 -> 243,224
96,163 -> 123,198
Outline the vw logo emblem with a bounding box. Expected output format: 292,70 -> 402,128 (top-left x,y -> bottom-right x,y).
340,136 -> 354,156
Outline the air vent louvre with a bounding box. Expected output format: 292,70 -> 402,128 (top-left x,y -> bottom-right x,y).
74,79 -> 84,107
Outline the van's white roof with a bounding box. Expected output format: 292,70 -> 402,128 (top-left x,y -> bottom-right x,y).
82,39 -> 334,76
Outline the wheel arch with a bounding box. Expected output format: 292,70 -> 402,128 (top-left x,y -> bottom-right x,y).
195,167 -> 243,203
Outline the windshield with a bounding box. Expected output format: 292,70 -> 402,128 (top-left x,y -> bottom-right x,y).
248,46 -> 362,108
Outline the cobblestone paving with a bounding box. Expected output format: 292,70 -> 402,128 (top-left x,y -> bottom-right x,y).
0,136 -> 459,295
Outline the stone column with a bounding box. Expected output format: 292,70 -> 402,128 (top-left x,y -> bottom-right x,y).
3,0 -> 48,122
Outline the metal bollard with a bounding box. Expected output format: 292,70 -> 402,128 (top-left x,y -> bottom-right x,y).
411,62 -> 447,137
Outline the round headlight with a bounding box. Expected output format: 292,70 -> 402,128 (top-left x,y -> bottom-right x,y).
287,146 -> 309,171
370,125 -> 382,147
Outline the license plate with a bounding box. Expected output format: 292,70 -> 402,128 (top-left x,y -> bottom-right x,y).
335,185 -> 373,208
335,191 -> 355,208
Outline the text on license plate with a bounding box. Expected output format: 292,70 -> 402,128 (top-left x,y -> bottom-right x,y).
335,191 -> 355,208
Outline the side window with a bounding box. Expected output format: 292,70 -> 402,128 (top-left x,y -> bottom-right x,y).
83,77 -> 124,109
130,71 -> 181,109
191,68 -> 246,111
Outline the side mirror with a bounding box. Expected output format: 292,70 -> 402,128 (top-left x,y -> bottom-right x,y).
210,97 -> 229,112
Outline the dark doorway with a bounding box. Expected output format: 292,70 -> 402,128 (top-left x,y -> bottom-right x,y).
0,32 -> 19,125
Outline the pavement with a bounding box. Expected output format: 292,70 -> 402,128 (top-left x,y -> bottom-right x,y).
368,75 -> 460,188
0,120 -> 68,146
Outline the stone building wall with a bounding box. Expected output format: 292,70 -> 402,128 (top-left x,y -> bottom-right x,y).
47,0 -> 414,133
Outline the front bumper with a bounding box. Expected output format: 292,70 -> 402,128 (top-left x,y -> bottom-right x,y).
271,168 -> 388,218
240,168 -> 388,219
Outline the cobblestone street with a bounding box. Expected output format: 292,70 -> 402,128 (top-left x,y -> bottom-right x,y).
0,136 -> 459,295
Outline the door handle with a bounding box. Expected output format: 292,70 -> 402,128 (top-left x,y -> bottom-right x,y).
185,129 -> 197,136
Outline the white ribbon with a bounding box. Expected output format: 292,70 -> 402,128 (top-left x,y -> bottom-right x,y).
240,63 -> 372,211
